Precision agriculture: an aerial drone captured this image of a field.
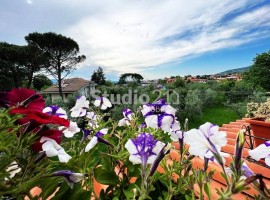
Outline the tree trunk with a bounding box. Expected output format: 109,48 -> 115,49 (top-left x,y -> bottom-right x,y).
26,67 -> 34,89
11,67 -> 19,88
57,65 -> 63,100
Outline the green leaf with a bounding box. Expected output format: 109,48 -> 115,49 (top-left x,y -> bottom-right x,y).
94,167 -> 119,185
185,194 -> 192,200
204,183 -> 212,200
51,183 -> 91,200
40,177 -> 60,199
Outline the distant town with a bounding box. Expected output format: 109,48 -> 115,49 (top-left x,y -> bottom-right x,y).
141,73 -> 242,86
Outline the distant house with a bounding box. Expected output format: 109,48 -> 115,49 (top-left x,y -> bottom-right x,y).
42,78 -> 97,102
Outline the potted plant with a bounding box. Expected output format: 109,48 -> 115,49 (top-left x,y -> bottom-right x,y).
1,88 -> 270,199
246,99 -> 270,147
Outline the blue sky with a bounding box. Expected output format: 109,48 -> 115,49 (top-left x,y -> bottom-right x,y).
0,0 -> 270,81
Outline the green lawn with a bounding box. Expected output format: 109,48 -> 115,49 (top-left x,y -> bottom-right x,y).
187,106 -> 241,129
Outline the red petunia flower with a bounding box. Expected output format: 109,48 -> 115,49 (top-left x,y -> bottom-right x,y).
10,108 -> 70,127
31,129 -> 62,152
1,88 -> 45,111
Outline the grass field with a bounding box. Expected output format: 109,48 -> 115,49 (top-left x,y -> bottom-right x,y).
187,106 -> 241,129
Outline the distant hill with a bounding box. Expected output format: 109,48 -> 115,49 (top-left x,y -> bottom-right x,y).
216,66 -> 251,75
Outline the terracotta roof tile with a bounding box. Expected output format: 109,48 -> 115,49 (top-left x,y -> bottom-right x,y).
42,78 -> 95,93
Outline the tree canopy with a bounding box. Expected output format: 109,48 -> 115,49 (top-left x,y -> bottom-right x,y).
243,50 -> 270,91
33,74 -> 53,91
118,73 -> 144,84
0,42 -> 44,90
91,67 -> 106,85
25,32 -> 86,99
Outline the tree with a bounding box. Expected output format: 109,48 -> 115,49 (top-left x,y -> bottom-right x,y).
33,74 -> 53,91
0,42 -> 46,89
91,67 -> 106,85
0,42 -> 25,88
118,73 -> 143,84
22,45 -> 47,88
25,32 -> 86,99
243,51 -> 270,91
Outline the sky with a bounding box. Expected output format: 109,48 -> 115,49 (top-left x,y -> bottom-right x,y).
0,0 -> 270,81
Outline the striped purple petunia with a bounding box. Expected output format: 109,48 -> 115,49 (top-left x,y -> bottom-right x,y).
85,128 -> 111,152
70,96 -> 89,117
125,133 -> 165,168
118,108 -> 134,126
52,170 -> 84,189
249,141 -> 270,166
42,105 -> 67,119
141,99 -> 176,132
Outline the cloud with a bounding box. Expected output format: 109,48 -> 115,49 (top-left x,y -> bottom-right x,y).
1,0 -> 269,78
64,0 -> 270,75
26,0 -> 33,5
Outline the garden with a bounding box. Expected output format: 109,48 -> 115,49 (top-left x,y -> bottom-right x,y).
1,87 -> 270,200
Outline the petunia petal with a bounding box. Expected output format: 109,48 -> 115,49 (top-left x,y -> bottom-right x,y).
125,139 -> 139,154
249,144 -> 270,161
58,149 -> 72,163
85,137 -> 98,152
129,155 -> 142,164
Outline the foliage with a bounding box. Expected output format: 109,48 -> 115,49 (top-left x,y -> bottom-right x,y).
1,88 -> 270,200
118,73 -> 144,84
32,74 -> 53,91
91,67 -> 106,85
0,75 -> 14,92
0,42 -> 45,89
184,90 -> 203,120
247,98 -> 270,121
25,32 -> 86,99
243,50 -> 270,91
173,78 -> 185,88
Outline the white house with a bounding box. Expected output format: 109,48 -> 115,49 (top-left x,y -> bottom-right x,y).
42,78 -> 97,102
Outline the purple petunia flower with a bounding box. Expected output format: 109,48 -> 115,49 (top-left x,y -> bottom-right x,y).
52,170 -> 84,189
85,128 -> 111,152
70,96 -> 89,117
125,133 -> 165,168
118,108 -> 134,126
43,105 -> 67,119
141,99 -> 176,132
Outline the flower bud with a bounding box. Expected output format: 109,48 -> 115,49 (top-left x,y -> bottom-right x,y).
234,130 -> 245,174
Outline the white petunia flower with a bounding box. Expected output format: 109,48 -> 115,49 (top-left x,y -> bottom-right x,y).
86,111 -> 99,128
59,121 -> 80,138
185,122 -> 227,161
70,96 -> 89,117
43,105 -> 67,119
94,97 -> 112,110
249,141 -> 270,166
85,128 -> 109,152
168,120 -> 184,141
41,137 -> 71,163
141,99 -> 176,132
5,161 -> 21,180
118,108 -> 134,127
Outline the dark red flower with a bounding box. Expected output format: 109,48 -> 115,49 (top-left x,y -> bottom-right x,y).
1,88 -> 45,111
32,129 -> 62,152
10,108 -> 70,127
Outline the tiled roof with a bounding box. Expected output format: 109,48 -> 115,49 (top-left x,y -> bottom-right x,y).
42,78 -> 95,93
